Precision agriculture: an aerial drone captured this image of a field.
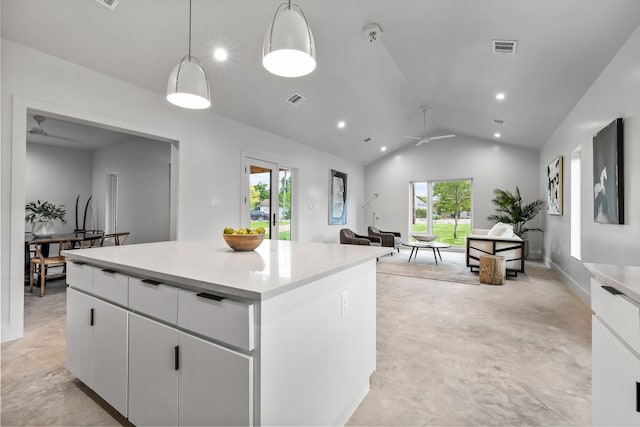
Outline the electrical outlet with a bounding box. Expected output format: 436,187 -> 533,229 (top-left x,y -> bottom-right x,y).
341,291 -> 350,318
210,198 -> 221,208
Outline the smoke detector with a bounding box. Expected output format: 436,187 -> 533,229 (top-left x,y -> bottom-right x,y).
362,24 -> 383,43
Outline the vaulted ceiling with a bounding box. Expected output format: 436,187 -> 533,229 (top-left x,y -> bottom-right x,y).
3,0 -> 640,164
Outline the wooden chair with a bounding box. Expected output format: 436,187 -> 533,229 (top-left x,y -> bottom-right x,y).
29,237 -> 80,297
74,229 -> 104,248
101,232 -> 130,247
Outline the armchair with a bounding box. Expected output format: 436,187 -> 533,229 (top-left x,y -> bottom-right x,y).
340,229 -> 382,246
368,226 -> 401,253
466,228 -> 525,276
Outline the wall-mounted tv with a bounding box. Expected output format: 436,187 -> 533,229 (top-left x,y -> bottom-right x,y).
593,118 -> 624,224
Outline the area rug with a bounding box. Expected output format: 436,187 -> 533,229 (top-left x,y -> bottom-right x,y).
376,250 -> 529,286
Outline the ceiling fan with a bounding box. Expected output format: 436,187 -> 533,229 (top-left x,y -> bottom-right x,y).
404,106 -> 455,146
28,115 -> 84,143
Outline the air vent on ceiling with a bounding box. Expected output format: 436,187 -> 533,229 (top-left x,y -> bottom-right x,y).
492,39 -> 517,55
493,119 -> 506,125
95,0 -> 120,10
286,93 -> 306,106
363,137 -> 372,144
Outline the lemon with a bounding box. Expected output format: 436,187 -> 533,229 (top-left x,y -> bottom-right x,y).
256,227 -> 265,234
223,227 -> 233,234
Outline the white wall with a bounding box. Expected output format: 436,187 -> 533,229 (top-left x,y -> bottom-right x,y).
25,142 -> 92,234
1,39 -> 365,342
364,135 -> 541,251
92,138 -> 171,244
539,24 -> 640,304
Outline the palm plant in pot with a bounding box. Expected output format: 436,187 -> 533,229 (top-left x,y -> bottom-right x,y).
487,187 -> 543,258
25,200 -> 67,237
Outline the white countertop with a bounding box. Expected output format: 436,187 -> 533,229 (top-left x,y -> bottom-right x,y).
584,263 -> 640,303
63,240 -> 391,301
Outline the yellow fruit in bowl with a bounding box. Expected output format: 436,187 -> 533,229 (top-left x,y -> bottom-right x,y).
223,227 -> 233,234
256,227 -> 265,235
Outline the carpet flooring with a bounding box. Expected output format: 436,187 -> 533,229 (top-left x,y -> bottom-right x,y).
2,251 -> 592,426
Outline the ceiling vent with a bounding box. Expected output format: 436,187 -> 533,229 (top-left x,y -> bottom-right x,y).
492,40 -> 517,55
363,137 -> 372,144
493,119 -> 506,125
286,93 -> 306,106
95,0 -> 120,10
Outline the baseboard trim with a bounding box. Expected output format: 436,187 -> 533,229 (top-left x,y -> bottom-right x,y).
543,257 -> 591,306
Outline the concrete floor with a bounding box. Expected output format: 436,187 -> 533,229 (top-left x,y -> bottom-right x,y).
1,252 -> 592,426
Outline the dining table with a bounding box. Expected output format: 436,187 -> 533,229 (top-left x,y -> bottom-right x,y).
24,232 -> 103,286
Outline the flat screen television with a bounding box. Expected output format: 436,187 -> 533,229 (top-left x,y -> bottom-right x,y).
592,118 -> 624,224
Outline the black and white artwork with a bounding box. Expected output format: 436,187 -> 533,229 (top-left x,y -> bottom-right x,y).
546,156 -> 563,215
329,169 -> 347,225
593,118 -> 624,224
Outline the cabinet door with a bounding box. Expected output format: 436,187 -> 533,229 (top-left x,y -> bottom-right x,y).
66,288 -> 92,385
128,313 -> 178,427
593,316 -> 640,426
92,298 -> 129,416
178,332 -> 254,426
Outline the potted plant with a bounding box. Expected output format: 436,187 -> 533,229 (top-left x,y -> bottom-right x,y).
25,200 -> 67,237
487,187 -> 543,258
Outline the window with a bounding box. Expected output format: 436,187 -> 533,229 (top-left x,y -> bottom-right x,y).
411,179 -> 472,247
570,148 -> 582,260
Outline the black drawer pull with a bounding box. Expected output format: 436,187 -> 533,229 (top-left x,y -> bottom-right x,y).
73,261 -> 87,265
101,269 -> 117,274
141,279 -> 161,286
602,285 -> 624,296
196,292 -> 226,302
636,382 -> 640,412
90,308 -> 94,326
175,346 -> 180,371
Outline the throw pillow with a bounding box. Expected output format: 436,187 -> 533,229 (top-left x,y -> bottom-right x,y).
488,222 -> 507,236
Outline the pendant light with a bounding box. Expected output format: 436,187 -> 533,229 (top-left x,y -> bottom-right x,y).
166,0 -> 211,109
262,1 -> 316,78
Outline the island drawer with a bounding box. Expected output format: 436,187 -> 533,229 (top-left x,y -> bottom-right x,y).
66,261 -> 93,292
591,278 -> 640,354
177,289 -> 254,351
129,278 -> 178,324
94,268 -> 129,307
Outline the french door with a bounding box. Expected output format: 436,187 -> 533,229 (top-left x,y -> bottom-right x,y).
242,157 -> 294,240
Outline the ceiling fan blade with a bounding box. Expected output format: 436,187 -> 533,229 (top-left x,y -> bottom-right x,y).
45,133 -> 86,143
428,134 -> 455,141
403,136 -> 422,141
415,139 -> 428,146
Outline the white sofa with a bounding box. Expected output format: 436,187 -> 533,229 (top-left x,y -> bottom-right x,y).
466,226 -> 525,276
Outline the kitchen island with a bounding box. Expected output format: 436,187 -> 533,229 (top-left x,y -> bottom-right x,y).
63,239 -> 390,426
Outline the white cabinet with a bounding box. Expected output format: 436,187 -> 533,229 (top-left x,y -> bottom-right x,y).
128,313 -> 178,426
593,317 -> 640,426
591,277 -> 640,426
178,331 -> 253,426
128,313 -> 254,426
66,288 -> 92,385
65,288 -> 129,416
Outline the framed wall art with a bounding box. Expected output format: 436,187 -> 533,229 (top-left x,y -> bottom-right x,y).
329,169 -> 347,225
546,155 -> 563,215
593,118 -> 624,224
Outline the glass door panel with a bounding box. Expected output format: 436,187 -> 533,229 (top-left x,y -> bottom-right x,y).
244,157 -> 295,241
248,163 -> 273,239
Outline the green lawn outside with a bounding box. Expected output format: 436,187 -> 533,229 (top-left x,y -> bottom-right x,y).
411,222 -> 471,246
249,220 -> 291,240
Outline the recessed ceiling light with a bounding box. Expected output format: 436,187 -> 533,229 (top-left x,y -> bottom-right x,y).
495,93 -> 506,100
381,146 -> 387,152
213,48 -> 228,62
337,121 -> 346,129
494,133 -> 501,138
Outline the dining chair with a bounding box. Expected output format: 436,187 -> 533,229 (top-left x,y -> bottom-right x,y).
29,238 -> 79,297
101,232 -> 130,247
